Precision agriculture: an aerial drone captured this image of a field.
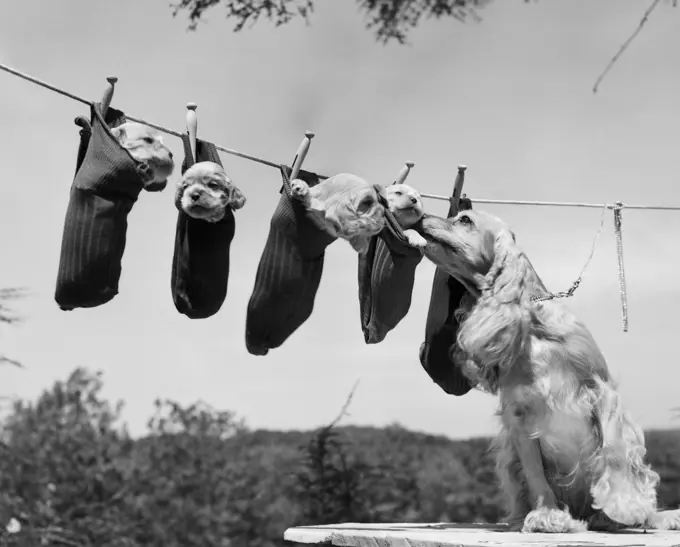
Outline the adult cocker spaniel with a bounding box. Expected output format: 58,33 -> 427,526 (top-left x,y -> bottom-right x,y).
414,209 -> 680,533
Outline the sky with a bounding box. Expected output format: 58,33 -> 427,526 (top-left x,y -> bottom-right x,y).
1,0 -> 679,440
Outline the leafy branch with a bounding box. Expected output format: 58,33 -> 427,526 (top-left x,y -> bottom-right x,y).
0,288 -> 27,368
592,0 -> 668,94
171,0 -> 495,44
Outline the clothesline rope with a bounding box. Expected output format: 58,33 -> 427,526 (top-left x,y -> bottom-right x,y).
3,61 -> 680,212
0,62 -> 280,170
425,194 -> 680,211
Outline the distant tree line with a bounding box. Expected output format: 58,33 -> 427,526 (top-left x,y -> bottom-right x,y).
0,367 -> 678,547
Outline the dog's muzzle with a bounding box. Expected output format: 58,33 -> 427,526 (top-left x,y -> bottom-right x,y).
416,215 -> 453,240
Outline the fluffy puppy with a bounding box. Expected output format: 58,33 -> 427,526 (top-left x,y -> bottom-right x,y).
110,122 -> 175,191
414,210 -> 680,533
291,173 -> 387,253
385,183 -> 428,248
176,161 -> 246,223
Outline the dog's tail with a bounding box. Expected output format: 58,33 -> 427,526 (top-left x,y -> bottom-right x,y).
589,376 -> 659,526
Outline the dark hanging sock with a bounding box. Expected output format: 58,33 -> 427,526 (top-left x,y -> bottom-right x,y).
245,166 -> 336,356
357,210 -> 424,344
55,103 -> 149,310
170,136 -> 236,319
419,196 -> 475,396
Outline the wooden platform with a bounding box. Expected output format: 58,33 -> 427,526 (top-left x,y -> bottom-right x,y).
284,522 -> 680,547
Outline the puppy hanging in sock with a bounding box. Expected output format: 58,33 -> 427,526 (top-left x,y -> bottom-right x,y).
171,137 -> 246,319
176,161 -> 246,222
290,173 -> 388,254
55,105 -> 176,311
357,181 -> 427,344
111,122 -> 175,192
385,183 -> 428,247
245,166 -> 337,356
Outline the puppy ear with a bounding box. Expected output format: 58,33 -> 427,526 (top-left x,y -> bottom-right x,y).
174,180 -> 187,210
229,186 -> 247,210
320,204 -> 344,237
110,125 -> 126,143
373,184 -> 388,205
348,235 -> 371,254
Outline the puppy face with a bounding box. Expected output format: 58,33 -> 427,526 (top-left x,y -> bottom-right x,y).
307,173 -> 387,253
385,183 -> 424,228
111,122 -> 175,189
176,161 -> 246,223
416,210 -> 513,281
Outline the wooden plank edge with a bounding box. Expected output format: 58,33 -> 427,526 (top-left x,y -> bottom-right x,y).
284,524 -> 680,547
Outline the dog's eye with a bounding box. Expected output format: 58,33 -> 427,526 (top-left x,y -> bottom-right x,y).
394,190 -> 402,196
357,197 -> 374,214
207,182 -> 220,190
458,215 -> 473,226
143,137 -> 154,144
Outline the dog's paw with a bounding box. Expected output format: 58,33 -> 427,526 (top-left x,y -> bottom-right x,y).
522,507 -> 587,534
403,229 -> 427,249
647,509 -> 680,530
290,178 -> 310,201
592,472 -> 656,526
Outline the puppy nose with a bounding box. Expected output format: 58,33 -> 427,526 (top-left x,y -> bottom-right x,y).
410,196 -> 418,204
168,151 -> 173,158
190,191 -> 201,202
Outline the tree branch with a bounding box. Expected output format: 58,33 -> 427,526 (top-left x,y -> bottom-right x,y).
592,0 -> 663,94
0,287 -> 28,367
327,380 -> 360,430
0,356 -> 23,368
171,0 -> 493,43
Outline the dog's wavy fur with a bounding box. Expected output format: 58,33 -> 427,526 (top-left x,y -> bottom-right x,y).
291,173 -> 387,253
110,122 -> 175,190
176,161 -> 246,223
416,210 -> 680,533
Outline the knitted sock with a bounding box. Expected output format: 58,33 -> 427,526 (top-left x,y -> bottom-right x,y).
171,136 -> 235,319
357,211 -> 423,344
55,103 -> 148,311
419,197 -> 474,396
245,166 -> 336,355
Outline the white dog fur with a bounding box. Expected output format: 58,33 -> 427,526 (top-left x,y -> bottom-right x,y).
110,122 -> 175,190
415,209 -> 680,533
290,173 -> 387,254
176,161 -> 246,223
385,183 -> 428,248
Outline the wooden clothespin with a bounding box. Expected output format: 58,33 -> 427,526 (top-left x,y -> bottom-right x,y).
186,102 -> 198,163
290,131 -> 315,180
393,161 -> 415,185
100,76 -> 117,117
450,164 -> 467,214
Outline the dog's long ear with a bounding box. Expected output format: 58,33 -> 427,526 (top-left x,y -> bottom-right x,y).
229,185 -> 247,211
485,231 -> 529,301
457,230 -> 531,377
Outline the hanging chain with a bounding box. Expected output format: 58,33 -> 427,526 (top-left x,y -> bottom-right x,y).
613,202 -> 629,332
531,203 -> 608,303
